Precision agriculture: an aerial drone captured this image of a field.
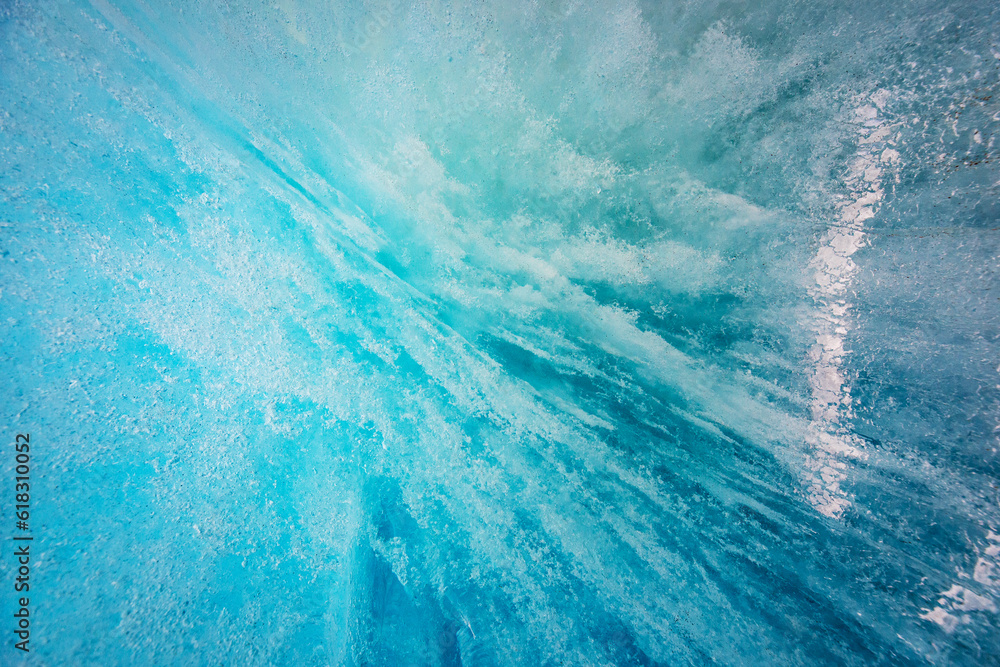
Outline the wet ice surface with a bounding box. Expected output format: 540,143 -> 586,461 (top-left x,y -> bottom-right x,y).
1,0 -> 999,664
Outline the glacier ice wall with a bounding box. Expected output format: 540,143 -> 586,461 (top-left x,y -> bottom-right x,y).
1,0 -> 999,664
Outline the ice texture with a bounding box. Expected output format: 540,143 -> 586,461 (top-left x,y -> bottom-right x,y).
1,0 -> 999,664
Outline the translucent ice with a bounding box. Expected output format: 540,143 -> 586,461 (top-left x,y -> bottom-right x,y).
1,0 -> 998,664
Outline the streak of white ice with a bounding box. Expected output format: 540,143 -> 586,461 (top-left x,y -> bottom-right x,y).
802,91 -> 897,519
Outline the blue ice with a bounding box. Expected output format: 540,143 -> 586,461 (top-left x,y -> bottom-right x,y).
1,0 -> 999,664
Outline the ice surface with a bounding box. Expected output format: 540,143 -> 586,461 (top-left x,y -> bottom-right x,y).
1,0 -> 999,664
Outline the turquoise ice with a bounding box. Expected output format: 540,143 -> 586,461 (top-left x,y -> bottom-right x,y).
1,0 -> 999,664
